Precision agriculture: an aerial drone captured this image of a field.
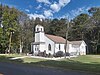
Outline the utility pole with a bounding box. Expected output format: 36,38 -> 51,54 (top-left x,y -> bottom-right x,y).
65,17 -> 70,58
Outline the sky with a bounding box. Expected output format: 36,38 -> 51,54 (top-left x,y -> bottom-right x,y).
0,0 -> 100,19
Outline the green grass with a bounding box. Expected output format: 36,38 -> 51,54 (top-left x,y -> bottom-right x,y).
23,57 -> 46,63
0,54 -> 100,74
0,54 -> 25,63
19,55 -> 100,74
0,54 -> 24,57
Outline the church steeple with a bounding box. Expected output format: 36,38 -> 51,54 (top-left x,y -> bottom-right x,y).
35,25 -> 45,42
35,25 -> 44,32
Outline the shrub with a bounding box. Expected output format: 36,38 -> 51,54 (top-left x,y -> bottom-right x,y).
54,51 -> 64,57
38,51 -> 47,57
65,52 -> 70,56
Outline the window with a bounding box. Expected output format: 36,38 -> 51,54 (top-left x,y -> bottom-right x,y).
35,47 -> 37,51
48,44 -> 51,51
41,28 -> 42,31
59,44 -> 60,50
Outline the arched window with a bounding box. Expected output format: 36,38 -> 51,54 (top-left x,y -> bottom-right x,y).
41,28 -> 42,31
48,44 -> 51,51
59,44 -> 60,50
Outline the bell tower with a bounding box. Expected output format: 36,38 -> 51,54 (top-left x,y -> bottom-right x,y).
35,25 -> 45,42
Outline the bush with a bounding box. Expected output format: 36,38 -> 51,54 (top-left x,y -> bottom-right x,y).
65,52 -> 70,56
54,51 -> 64,57
38,51 -> 47,57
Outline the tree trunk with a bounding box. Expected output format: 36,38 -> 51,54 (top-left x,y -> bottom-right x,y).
8,32 -> 12,54
19,39 -> 23,54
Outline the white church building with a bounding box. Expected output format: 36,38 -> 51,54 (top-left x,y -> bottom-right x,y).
31,25 -> 87,56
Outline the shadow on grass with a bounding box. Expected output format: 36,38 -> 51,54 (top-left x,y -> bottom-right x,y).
27,59 -> 100,74
0,56 -> 23,63
0,56 -> 100,74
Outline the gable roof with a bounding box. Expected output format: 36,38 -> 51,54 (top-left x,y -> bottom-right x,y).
70,41 -> 85,48
70,41 -> 83,45
45,34 -> 85,46
45,34 -> 66,43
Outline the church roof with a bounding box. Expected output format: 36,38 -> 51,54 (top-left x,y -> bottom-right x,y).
45,34 -> 84,45
71,41 -> 83,45
45,34 -> 66,43
70,41 -> 83,48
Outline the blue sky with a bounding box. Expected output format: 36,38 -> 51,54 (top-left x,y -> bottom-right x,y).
0,0 -> 100,19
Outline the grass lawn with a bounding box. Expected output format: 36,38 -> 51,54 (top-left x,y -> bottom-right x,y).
0,54 -> 25,63
0,54 -> 100,74
0,54 -> 24,57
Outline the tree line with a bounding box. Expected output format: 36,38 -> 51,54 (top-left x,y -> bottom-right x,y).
0,4 -> 100,54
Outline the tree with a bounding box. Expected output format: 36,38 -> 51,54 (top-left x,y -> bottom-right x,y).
2,6 -> 19,53
87,7 -> 100,53
49,18 -> 67,38
68,13 -> 90,41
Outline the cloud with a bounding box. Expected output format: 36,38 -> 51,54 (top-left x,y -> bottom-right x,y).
59,0 -> 71,6
44,10 -> 53,17
28,10 -> 53,19
70,7 -> 86,17
64,7 -> 90,20
50,0 -> 71,12
28,13 -> 45,19
50,3 -> 60,12
86,7 -> 91,11
59,15 -> 66,19
36,0 -> 51,4
36,4 -> 42,9
25,9 -> 30,12
29,0 -> 71,19
29,5 -> 33,9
